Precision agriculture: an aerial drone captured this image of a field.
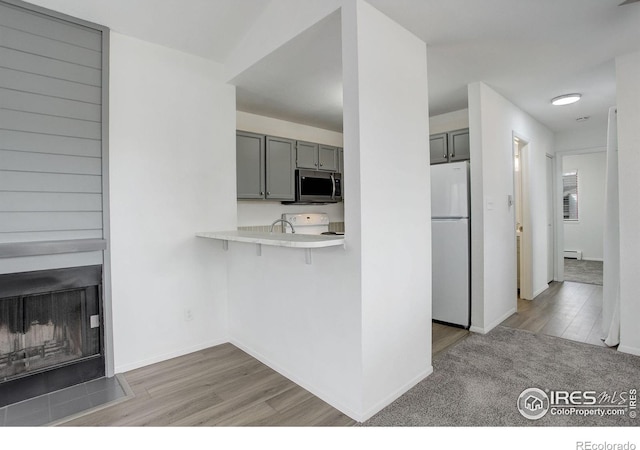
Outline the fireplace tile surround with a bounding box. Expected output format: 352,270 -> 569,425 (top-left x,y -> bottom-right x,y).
0,375 -> 131,426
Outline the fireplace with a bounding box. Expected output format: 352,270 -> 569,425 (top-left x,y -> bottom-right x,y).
0,266 -> 104,407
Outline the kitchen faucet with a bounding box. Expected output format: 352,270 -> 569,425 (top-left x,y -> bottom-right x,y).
269,219 -> 295,234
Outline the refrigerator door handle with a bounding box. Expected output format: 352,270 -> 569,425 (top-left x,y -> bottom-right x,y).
432,217 -> 467,221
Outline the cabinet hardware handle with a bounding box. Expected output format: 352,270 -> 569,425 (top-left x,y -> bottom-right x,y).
320,163 -> 323,166
260,191 -> 264,195
267,191 -> 271,196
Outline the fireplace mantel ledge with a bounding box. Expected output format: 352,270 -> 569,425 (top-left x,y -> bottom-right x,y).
0,239 -> 107,258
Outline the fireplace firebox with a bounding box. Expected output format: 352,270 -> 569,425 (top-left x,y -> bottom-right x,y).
0,266 -> 104,407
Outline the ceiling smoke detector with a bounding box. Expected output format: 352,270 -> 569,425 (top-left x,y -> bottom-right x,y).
551,93 -> 582,106
576,116 -> 590,122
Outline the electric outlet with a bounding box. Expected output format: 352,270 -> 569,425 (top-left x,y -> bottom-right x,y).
184,308 -> 193,322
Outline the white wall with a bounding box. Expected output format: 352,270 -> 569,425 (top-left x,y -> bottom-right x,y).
555,122 -> 608,152
225,0 -> 341,81
468,82 -> 554,332
344,0 -> 431,418
562,152 -> 606,261
616,51 -> 640,356
235,111 -> 345,226
109,33 -> 237,372
429,109 -> 469,134
227,1 -> 431,422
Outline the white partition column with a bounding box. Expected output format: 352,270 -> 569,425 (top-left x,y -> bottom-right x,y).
616,51 -> 640,356
342,0 -> 432,420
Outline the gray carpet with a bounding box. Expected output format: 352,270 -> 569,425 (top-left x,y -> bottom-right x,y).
361,326 -> 639,426
564,258 -> 603,285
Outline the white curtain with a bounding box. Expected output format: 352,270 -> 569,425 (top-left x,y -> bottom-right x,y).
602,106 -> 620,347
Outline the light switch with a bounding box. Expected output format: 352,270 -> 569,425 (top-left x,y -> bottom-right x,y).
90,315 -> 100,328
486,197 -> 495,211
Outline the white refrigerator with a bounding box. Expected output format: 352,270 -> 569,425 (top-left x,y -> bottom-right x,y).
431,161 -> 470,328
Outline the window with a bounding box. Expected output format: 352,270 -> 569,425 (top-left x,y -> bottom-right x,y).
563,171 -> 578,221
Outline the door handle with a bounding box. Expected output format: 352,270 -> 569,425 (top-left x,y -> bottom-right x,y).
330,174 -> 336,200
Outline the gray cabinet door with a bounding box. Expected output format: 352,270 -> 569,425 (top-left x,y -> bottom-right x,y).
318,145 -> 338,172
429,133 -> 448,164
448,129 -> 470,162
337,147 -> 344,174
236,131 -> 265,199
296,141 -> 318,169
266,136 -> 295,201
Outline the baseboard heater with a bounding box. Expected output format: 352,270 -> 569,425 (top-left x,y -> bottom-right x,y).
564,250 -> 583,260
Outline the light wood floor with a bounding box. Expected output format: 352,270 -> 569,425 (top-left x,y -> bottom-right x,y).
60,325 -> 467,426
59,282 -> 606,426
62,343 -> 355,426
501,281 -> 606,347
432,322 -> 469,358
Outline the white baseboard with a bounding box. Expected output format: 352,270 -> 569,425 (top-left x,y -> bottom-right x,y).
359,366 -> 433,422
470,307 -> 517,335
582,257 -> 603,262
230,336 -> 433,423
230,337 -> 362,421
617,345 -> 640,357
533,284 -> 549,298
114,337 -> 228,373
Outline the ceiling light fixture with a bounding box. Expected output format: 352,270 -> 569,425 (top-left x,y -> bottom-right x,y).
551,93 -> 582,106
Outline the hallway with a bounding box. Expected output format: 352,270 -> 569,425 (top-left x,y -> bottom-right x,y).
563,258 -> 603,285
502,281 -> 606,347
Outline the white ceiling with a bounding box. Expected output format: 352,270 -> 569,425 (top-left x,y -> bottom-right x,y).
25,0 -> 640,134
24,0 -> 270,62
233,11 -> 343,132
370,0 -> 640,133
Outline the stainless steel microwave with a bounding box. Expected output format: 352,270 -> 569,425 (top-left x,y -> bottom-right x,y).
292,170 -> 342,204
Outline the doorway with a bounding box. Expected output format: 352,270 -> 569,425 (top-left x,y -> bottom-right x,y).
561,152 -> 606,285
546,154 -> 555,283
502,150 -> 607,347
513,135 -> 532,299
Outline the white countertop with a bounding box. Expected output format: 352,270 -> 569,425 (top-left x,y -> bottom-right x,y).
196,231 -> 344,248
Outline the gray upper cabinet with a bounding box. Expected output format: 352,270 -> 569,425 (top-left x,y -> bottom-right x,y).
448,129 -> 470,162
430,128 -> 470,164
429,133 -> 448,165
236,132 -> 295,201
265,136 -> 295,201
318,145 -> 338,172
337,147 -> 344,174
296,141 -> 338,172
236,131 -> 265,199
296,141 -> 318,169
